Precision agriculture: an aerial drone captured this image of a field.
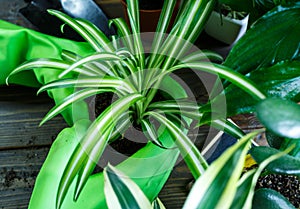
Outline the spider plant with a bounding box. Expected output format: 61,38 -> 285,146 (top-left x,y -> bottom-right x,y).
6,0 -> 268,208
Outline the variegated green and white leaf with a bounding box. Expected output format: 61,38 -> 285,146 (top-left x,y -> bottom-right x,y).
104,164 -> 152,209
183,131 -> 261,209
56,93 -> 144,209
61,49 -> 108,77
37,77 -> 135,95
40,88 -> 104,126
230,146 -> 295,209
76,18 -> 114,52
146,111 -> 208,178
109,18 -> 135,54
169,62 -> 266,100
47,9 -> 103,52
59,52 -> 121,78
6,58 -> 96,85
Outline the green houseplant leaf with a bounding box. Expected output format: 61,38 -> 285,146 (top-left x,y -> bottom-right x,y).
250,146 -> 300,176
104,164 -> 152,209
252,188 -> 296,209
224,3 -> 300,75
256,98 -> 300,139
215,61 -> 300,116
182,131 -> 261,209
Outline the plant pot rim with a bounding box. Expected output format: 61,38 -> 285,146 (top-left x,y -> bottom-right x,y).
211,10 -> 249,24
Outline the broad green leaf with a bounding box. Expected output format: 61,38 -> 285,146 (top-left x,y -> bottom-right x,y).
104,164 -> 152,209
183,131 -> 261,209
252,188 -> 296,209
147,111 -> 208,178
265,130 -> 284,149
250,146 -> 300,175
256,98 -> 300,139
280,138 -> 300,158
213,61 -> 300,116
56,94 -> 143,209
224,3 -> 300,75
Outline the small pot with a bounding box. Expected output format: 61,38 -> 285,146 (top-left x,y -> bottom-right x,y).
204,11 -> 249,45
120,0 -> 180,32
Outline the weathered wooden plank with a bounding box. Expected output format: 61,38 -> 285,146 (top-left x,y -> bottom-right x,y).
0,147 -> 49,209
0,86 -> 67,149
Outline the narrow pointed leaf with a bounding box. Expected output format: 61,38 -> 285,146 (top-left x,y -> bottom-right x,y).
74,126 -> 113,200
183,131 -> 260,209
147,111 -> 208,178
56,93 -> 143,208
76,18 -> 114,52
109,18 -> 135,54
37,77 -> 134,95
104,164 -> 152,209
256,98 -> 300,139
47,9 -> 103,52
40,88 -> 103,126
61,49 -> 107,76
230,146 -> 294,209
180,50 -> 223,63
59,52 -> 121,78
169,62 -> 266,100
6,58 -> 90,85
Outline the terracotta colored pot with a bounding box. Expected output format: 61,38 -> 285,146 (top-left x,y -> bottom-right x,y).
121,0 -> 180,32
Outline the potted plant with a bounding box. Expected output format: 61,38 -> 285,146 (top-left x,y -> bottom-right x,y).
1,0 -> 300,208
204,3 -> 249,45
4,0 -> 249,208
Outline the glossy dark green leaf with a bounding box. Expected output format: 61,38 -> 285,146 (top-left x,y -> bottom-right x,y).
213,61 -> 300,116
250,146 -> 300,175
224,3 -> 300,75
256,98 -> 300,139
252,188 -> 296,209
265,130 -> 284,149
280,138 -> 300,158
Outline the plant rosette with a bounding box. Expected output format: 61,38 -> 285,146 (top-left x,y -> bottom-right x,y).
204,10 -> 249,45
